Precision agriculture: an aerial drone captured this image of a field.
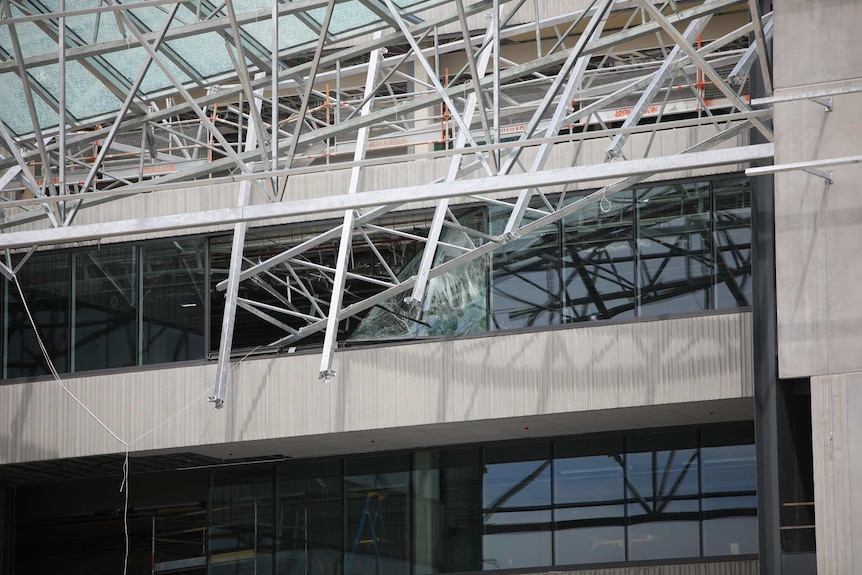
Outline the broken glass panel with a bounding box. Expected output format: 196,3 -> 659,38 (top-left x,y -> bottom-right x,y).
349,209 -> 487,341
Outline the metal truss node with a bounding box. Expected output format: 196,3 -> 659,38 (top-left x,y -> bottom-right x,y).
0,0 -> 777,407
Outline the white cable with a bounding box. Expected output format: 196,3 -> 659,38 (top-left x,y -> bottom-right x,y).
14,275 -> 264,575
13,275 -> 130,575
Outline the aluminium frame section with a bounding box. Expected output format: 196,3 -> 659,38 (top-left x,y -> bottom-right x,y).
318,33 -> 386,382
211,83 -> 266,408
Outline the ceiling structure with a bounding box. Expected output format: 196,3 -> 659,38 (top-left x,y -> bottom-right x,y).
0,0 -> 775,406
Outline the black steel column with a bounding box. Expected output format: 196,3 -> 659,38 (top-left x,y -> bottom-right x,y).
750,1 -> 781,573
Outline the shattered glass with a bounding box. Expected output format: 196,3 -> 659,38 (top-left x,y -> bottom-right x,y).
349,210 -> 488,341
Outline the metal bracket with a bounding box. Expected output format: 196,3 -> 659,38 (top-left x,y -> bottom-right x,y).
809,96 -> 833,112
803,167 -> 833,187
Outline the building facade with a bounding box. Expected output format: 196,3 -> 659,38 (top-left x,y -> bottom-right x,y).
0,0 -> 856,574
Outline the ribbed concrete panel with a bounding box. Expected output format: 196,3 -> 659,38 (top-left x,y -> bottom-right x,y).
6,127 -> 749,247
519,559 -> 758,575
0,312 -> 751,464
810,372 -> 862,575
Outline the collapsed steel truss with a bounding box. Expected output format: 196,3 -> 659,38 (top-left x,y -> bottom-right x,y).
0,0 -> 775,406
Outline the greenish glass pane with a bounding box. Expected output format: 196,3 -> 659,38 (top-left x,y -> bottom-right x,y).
562,190 -> 635,322
713,178 -> 752,308
345,454 -> 410,575
413,449 -> 481,574
636,182 -> 712,317
6,252 -> 70,378
277,460 -> 343,575
210,466 -> 275,575
141,239 -> 205,365
73,245 -> 137,372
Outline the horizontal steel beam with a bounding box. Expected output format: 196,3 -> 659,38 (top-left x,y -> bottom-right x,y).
751,82 -> 862,106
0,144 -> 773,250
746,154 -> 862,177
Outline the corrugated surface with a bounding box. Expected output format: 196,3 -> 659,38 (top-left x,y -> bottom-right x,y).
810,372 -> 862,575
520,558 -> 758,575
0,312 -> 751,464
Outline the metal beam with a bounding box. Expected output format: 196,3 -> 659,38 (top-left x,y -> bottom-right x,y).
0,144 -> 773,250
318,33 -> 385,381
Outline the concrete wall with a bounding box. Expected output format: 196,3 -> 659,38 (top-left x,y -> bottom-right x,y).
810,373 -> 862,575
0,311 -> 752,464
773,1 -> 862,573
523,560 -> 759,575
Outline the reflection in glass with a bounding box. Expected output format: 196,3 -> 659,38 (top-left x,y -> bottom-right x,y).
702,424 -> 758,556
6,252 -> 70,378
345,455 -> 410,575
210,467 -> 274,575
73,246 -> 137,372
626,430 -> 700,561
554,436 -> 625,565
483,443 -> 552,570
562,191 -> 636,322
714,179 -> 752,308
636,183 -> 711,316
277,460 -> 342,575
142,239 -> 205,364
413,449 -> 481,574
490,206 -> 561,330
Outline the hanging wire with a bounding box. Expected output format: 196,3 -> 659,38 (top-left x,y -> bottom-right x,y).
11,270 -> 263,575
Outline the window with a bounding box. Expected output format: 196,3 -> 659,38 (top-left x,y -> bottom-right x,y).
562,190 -> 636,321
141,239 -> 206,364
277,460 -> 342,575
73,245 -> 137,372
413,449 -> 482,574
6,252 -> 70,378
204,425 -> 757,574
344,454 -> 410,575
554,436 -> 625,565
482,443 -> 552,570
626,430 -> 700,561
210,467 -> 275,575
701,425 -> 758,556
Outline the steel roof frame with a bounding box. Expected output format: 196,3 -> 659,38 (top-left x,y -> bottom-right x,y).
0,0 -> 774,406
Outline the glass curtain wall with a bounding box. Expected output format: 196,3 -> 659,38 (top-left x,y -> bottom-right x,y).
0,177 -> 750,377
413,449 -> 482,575
626,430 -> 701,561
141,239 -> 206,364
207,423 -> 756,574
210,467 -> 275,575
5,252 -> 71,378
562,190 -> 636,321
701,426 -> 758,556
344,454 -> 410,575
553,436 -> 625,565
1,239 -> 206,379
73,245 -> 137,372
276,460 -> 342,575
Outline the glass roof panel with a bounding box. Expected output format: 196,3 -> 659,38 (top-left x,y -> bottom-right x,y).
0,73 -> 58,135
124,2 -> 183,33
32,62 -> 123,121
103,46 -> 194,94
40,0 -> 124,43
1,0 -> 444,137
165,32 -> 236,79
0,7 -> 58,58
308,0 -> 379,35
230,0 -> 317,52
277,14 -> 320,50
